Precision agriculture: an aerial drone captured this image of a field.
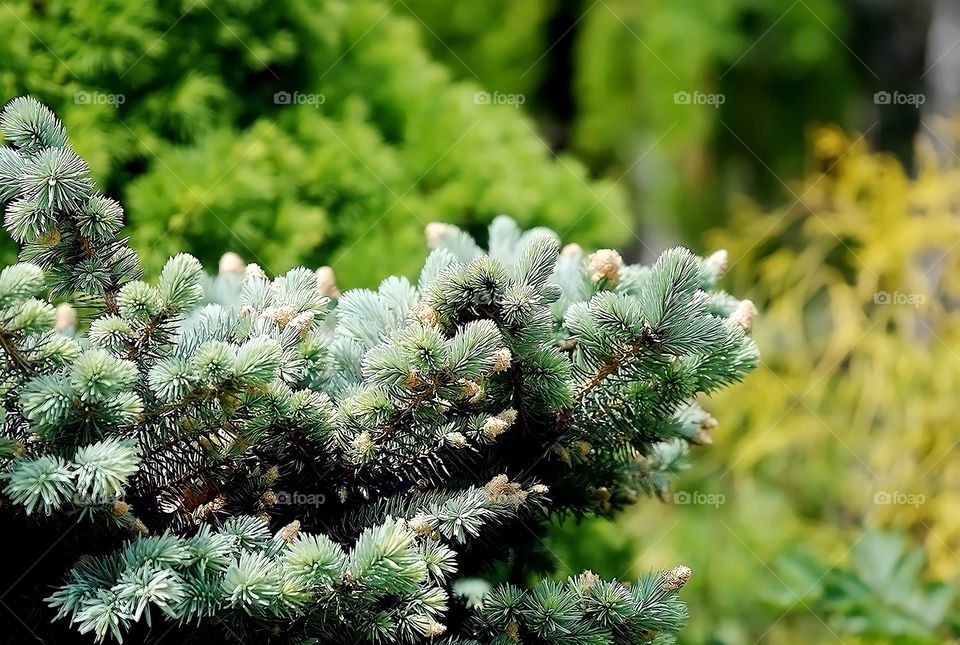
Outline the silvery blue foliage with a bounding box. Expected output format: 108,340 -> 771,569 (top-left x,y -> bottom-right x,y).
0,99 -> 757,644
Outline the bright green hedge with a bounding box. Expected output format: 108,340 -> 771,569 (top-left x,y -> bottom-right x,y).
0,0 -> 628,287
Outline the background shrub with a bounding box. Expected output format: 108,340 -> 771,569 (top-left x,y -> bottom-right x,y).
0,0 -> 628,285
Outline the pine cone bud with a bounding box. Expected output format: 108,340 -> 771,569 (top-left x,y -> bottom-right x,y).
484,474 -> 510,500
691,428 -> 713,446
561,243 -> 584,258
484,474 -> 527,508
493,348 -> 512,373
110,501 -> 130,518
411,303 -> 442,327
594,486 -> 612,511
408,514 -> 434,536
261,490 -> 277,507
38,226 -> 61,246
264,465 -> 280,485
730,299 -> 758,331
245,263 -> 267,281
422,619 -> 447,637
425,222 -> 451,248
352,431 -> 373,454
315,266 -> 340,298
445,432 -> 468,448
575,570 -> 599,594
705,249 -> 728,276
461,379 -> 481,399
587,249 -> 623,284
263,304 -> 296,326
660,565 -> 692,592
219,252 -> 245,275
289,311 -> 315,337
404,369 -> 426,390
482,408 -> 517,440
280,520 -> 301,542
55,303 -> 76,332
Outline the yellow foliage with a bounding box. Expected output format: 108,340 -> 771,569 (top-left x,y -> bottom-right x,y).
707,122 -> 960,577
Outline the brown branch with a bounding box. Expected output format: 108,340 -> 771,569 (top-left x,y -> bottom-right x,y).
0,331 -> 36,375
556,330 -> 656,427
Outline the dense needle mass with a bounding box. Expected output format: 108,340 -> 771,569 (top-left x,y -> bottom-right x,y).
0,98 -> 757,644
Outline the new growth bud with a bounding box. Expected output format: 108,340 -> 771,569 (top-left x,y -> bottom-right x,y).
425,222 -> 451,248
705,249 -> 728,275
660,565 -> 692,592
730,299 -> 758,331
281,520 -> 301,542
245,263 -> 267,281
587,249 -> 623,285
218,252 -> 245,275
55,302 -> 76,331
315,266 -> 340,298
493,348 -> 512,372
482,408 -> 517,440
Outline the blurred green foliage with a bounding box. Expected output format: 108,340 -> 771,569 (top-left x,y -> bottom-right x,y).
0,0 -> 629,286
404,0 -> 860,238
547,125 -> 960,643
396,0 -> 558,102
772,530 -> 957,643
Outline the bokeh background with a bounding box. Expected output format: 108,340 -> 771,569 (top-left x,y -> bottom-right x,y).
2,0 -> 960,642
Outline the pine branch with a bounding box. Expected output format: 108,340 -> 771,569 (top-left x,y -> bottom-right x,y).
0,102 -> 759,645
